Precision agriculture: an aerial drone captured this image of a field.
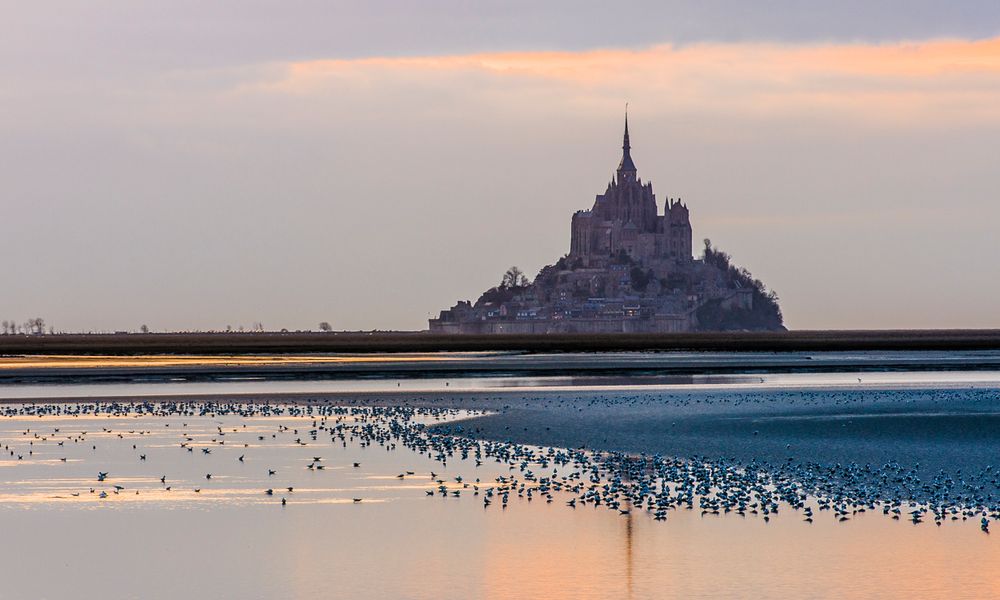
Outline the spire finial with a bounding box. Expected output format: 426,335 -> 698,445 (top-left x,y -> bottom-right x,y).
623,102 -> 630,150
617,105 -> 636,178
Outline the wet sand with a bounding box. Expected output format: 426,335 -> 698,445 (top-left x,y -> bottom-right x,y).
11,385 -> 1000,487
5,350 -> 1000,384
446,388 -> 1000,481
4,329 -> 1000,355
1,402 -> 995,599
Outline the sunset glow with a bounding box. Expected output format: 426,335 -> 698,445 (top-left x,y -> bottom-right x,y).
277,37 -> 1000,123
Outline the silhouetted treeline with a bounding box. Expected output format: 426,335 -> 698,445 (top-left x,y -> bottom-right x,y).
698,240 -> 785,331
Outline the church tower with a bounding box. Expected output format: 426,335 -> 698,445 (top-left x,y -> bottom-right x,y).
617,111 -> 637,183
570,111 -> 693,266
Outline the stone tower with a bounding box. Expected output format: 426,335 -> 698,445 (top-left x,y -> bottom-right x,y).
569,113 -> 693,267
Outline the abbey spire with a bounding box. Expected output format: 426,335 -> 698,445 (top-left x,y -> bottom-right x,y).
617,109 -> 637,181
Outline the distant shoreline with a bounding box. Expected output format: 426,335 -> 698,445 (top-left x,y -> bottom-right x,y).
1,329 -> 1000,355
4,350 -> 1000,386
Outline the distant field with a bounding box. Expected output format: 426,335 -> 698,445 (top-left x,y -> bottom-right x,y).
1,330 -> 1000,355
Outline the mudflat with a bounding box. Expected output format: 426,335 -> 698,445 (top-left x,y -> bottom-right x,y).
4,349 -> 1000,384
3,329 -> 1000,355
9,384 -> 999,490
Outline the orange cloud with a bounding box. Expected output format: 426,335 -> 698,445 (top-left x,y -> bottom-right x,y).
286,37 -> 1000,79
264,37 -> 1000,125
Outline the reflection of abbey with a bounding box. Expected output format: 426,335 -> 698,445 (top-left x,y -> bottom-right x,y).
430,114 -> 784,334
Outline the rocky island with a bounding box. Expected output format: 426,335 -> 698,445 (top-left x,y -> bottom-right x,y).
431,114 -> 784,333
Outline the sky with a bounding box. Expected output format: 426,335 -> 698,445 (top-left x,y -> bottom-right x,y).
2,1 -> 1000,332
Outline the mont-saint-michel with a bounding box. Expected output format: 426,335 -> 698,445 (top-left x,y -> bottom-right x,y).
6,4 -> 1000,599
431,114 -> 784,334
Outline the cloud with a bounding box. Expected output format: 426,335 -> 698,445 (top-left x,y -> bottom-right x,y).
265,37 -> 1000,126
3,34 -> 1000,331
4,1 -> 1000,76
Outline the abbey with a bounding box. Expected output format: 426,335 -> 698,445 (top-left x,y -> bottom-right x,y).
570,114 -> 693,268
430,114 -> 783,334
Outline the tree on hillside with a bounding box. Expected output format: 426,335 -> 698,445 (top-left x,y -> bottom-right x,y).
698,239 -> 784,331
475,266 -> 531,307
501,266 -> 529,289
629,266 -> 654,292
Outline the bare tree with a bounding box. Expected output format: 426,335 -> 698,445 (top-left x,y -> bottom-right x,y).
21,318 -> 46,335
501,266 -> 529,289
140,324 -> 149,334
318,322 -> 333,332
0,321 -> 7,335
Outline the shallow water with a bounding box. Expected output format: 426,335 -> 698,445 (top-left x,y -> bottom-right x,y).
0,404 -> 997,600
5,350 -> 1000,398
5,368 -> 1000,400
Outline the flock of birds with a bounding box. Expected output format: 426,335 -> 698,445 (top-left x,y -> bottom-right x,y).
0,399 -> 996,535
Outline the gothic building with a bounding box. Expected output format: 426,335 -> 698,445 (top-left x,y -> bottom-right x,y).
569,114 -> 693,268
428,112 -> 783,334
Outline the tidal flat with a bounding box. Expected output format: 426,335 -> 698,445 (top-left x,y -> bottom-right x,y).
0,379 -> 998,599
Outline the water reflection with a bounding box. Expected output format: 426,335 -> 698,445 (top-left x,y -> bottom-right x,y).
5,369 -> 1000,400
625,508 -> 634,600
0,353 -> 492,369
0,404 -> 997,599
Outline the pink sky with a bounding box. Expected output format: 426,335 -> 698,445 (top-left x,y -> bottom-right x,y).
3,15 -> 1000,331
